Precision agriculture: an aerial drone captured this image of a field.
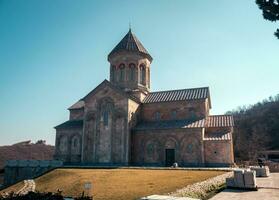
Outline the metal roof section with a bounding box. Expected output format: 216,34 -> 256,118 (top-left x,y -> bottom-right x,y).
142,87 -> 210,104
108,29 -> 152,62
54,120 -> 83,129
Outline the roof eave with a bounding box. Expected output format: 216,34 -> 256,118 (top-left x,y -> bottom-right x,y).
107,50 -> 153,63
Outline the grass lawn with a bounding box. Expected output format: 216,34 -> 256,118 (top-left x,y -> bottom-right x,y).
33,168 -> 224,200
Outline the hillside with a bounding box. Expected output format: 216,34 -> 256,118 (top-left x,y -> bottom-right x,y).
0,140 -> 54,169
227,94 -> 279,161
3,168 -> 224,200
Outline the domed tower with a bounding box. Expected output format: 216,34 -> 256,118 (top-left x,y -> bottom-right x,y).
108,29 -> 152,100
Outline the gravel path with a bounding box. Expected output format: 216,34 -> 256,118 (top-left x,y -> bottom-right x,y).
16,180 -> 36,195
169,172 -> 233,199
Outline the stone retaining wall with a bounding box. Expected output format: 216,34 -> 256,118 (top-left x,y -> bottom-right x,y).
4,160 -> 63,186
170,172 -> 233,199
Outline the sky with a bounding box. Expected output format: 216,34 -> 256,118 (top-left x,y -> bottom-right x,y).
0,0 -> 278,145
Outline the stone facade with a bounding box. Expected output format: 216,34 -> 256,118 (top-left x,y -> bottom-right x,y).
54,29 -> 234,167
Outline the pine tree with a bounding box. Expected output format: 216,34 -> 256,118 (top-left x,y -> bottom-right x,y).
256,0 -> 279,39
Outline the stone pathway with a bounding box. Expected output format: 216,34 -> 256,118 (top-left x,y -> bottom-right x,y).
209,173 -> 279,200
140,195 -> 199,200
16,179 -> 36,195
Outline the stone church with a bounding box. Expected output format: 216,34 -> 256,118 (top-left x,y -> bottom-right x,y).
54,29 -> 234,167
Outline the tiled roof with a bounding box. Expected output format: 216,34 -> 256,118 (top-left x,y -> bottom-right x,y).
142,87 -> 210,104
204,132 -> 231,141
108,29 -> 152,61
68,100 -> 85,110
68,80 -> 141,111
207,115 -> 234,127
133,115 -> 233,131
54,120 -> 83,129
134,120 -> 203,131
82,80 -> 140,103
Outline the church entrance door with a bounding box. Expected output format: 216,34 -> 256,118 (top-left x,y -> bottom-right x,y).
165,149 -> 175,167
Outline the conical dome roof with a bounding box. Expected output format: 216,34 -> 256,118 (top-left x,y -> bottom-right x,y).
108,29 -> 152,62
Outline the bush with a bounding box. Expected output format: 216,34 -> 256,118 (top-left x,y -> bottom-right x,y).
0,191 -> 93,200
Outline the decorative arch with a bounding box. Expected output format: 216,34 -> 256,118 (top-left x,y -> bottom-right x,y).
59,135 -> 68,154
139,64 -> 146,85
147,67 -> 150,87
154,111 -> 161,120
119,63 -> 125,82
128,63 -> 136,81
171,109 -> 178,120
98,97 -> 115,127
180,137 -> 200,164
110,65 -> 116,82
165,137 -> 179,149
71,134 -> 81,155
144,138 -> 161,163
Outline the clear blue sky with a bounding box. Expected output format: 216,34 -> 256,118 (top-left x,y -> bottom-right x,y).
0,0 -> 278,145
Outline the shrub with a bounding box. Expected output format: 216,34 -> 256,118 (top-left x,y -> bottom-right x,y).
0,191 -> 92,200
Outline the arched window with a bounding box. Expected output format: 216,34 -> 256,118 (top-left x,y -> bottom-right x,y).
147,68 -> 150,87
140,64 -> 146,85
147,143 -> 154,157
129,64 -> 135,81
154,111 -> 161,120
111,65 -> 116,82
189,108 -> 197,120
71,136 -> 80,155
171,110 -> 177,120
187,144 -> 193,153
73,138 -> 78,148
119,64 -> 125,81
59,136 -> 68,153
103,110 -> 109,126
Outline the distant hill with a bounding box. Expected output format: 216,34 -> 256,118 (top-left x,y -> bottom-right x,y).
227,94 -> 279,161
0,140 -> 54,169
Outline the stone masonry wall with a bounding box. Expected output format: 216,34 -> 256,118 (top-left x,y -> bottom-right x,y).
109,51 -> 151,92
204,140 -> 233,166
82,85 -> 131,165
204,127 -> 234,166
141,99 -> 208,122
54,127 -> 82,163
69,108 -> 84,120
132,128 -> 204,166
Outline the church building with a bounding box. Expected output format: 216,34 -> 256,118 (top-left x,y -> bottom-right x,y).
54,29 -> 234,167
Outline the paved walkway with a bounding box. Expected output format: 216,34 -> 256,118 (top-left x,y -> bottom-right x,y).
210,173 -> 279,200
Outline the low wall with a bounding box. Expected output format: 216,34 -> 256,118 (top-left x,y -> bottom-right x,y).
266,161 -> 279,172
4,160 -> 63,186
